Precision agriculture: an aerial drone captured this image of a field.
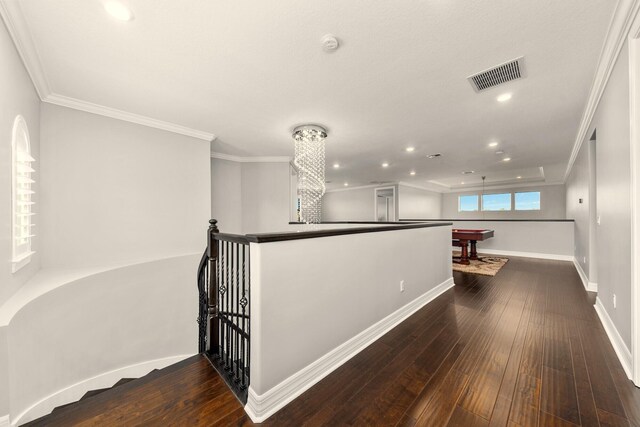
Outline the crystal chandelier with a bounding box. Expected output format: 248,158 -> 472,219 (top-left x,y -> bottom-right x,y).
293,124 -> 327,224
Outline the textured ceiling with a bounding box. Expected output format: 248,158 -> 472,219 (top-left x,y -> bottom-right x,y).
10,0 -> 616,189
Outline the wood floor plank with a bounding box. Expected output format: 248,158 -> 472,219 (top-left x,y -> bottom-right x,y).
580,322 -> 628,419
539,411 -> 581,426
447,405 -> 489,427
508,373 -> 541,427
597,408 -> 630,427
458,277 -> 530,419
540,366 -> 580,425
568,328 -> 600,427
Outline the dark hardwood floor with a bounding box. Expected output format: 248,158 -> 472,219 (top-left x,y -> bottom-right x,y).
28,256 -> 640,426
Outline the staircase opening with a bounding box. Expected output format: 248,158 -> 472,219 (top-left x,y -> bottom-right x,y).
198,219 -> 251,404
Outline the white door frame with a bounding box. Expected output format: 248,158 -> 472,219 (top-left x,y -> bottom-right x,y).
629,19 -> 640,385
374,186 -> 397,222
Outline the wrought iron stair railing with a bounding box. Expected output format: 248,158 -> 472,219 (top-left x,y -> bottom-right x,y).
197,219 -> 250,404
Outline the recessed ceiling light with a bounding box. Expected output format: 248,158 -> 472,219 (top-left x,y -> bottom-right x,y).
503,157 -> 511,162
495,150 -> 504,155
410,171 -> 416,176
461,181 -> 465,185
344,182 -> 349,186
517,176 -> 522,179
381,162 -> 389,168
497,93 -> 512,102
333,163 -> 340,168
104,1 -> 134,21
405,146 -> 415,152
426,153 -> 442,159
488,142 -> 499,147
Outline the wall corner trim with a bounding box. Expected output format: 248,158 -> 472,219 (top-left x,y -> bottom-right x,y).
11,354 -> 193,426
244,276 -> 455,423
564,0 -> 640,182
594,297 -> 633,380
0,415 -> 10,427
573,258 -> 598,292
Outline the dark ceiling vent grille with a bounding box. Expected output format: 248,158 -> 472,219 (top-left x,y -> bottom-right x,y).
468,57 -> 525,92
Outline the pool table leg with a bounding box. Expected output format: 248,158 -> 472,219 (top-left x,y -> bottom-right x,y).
459,239 -> 470,265
469,240 -> 478,260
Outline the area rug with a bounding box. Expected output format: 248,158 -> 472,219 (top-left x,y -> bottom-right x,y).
452,252 -> 509,276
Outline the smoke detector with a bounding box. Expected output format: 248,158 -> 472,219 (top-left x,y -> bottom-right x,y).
321,34 -> 339,52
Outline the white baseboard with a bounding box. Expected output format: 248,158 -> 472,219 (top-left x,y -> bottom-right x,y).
594,297 -> 632,380
0,414 -> 9,427
573,258 -> 598,292
245,276 -> 455,423
12,354 -> 193,426
475,248 -> 574,262
450,248 -> 573,261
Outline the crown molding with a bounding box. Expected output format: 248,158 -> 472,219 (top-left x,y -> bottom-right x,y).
444,180 -> 565,194
397,181 -> 446,193
325,183 -> 388,193
564,0 -> 640,182
211,152 -> 291,163
0,0 -> 50,98
44,94 -> 215,141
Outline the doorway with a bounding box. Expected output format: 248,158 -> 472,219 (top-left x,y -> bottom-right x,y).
375,186 -> 396,222
630,31 -> 640,385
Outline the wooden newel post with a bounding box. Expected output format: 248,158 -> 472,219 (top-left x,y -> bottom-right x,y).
207,219 -> 220,355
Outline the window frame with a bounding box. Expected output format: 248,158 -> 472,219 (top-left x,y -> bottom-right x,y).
11,115 -> 35,273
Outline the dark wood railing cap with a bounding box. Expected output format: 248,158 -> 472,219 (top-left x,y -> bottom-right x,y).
216,222 -> 452,244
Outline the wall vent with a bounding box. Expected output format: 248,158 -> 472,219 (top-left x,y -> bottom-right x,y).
467,57 -> 526,92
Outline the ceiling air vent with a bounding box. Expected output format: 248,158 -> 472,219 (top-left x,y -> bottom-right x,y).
467,57 -> 526,92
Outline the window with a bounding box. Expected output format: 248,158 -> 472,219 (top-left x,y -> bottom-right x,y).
12,116 -> 35,273
515,191 -> 541,210
482,193 -> 511,211
458,195 -> 479,212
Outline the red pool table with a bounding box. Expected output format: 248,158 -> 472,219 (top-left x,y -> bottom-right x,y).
452,229 -> 494,265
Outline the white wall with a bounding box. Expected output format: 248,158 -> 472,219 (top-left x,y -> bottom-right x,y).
211,158 -> 242,234
439,220 -> 574,259
398,185 -> 442,219
40,104 -> 209,268
441,184 -> 566,220
322,187 -> 376,221
248,225 -> 452,420
0,19 -> 41,306
241,162 -> 292,233
586,41 -> 633,349
566,140 -> 596,282
210,159 -> 292,234
0,17 -> 41,419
